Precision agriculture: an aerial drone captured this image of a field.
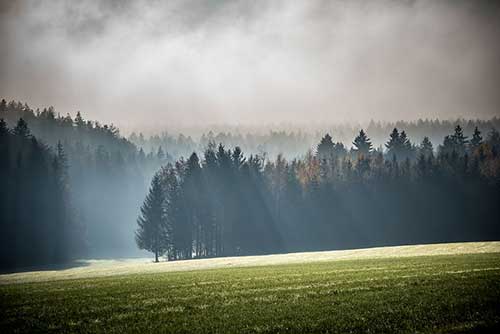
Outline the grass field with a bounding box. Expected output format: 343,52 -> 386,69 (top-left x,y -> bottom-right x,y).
1,242 -> 500,333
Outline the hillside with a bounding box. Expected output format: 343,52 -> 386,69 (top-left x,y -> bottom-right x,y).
1,242 -> 500,333
1,241 -> 499,285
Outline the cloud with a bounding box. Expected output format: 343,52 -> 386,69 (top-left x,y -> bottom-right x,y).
1,0 -> 499,133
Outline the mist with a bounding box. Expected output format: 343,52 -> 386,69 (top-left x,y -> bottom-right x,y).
3,2 -> 500,332
1,0 -> 499,134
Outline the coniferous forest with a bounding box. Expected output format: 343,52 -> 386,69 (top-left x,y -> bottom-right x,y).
3,2 -> 500,333
0,100 -> 164,268
1,98 -> 500,267
136,126 -> 500,261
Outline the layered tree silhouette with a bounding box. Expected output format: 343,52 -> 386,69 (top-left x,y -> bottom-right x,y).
136,171 -> 169,262
136,126 -> 500,261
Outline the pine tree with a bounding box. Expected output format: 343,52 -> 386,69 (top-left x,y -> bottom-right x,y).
165,166 -> 182,260
352,129 -> 372,156
400,131 -> 412,151
400,131 -> 415,160
385,128 -> 401,159
316,134 -> 335,159
74,111 -> 85,128
0,99 -> 7,113
232,146 -> 245,170
13,118 -> 30,137
440,135 -> 454,157
451,125 -> 468,155
136,172 -> 168,262
419,137 -> 434,158
0,119 -> 9,137
470,127 -> 483,150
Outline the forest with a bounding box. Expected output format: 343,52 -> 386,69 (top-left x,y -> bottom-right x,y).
136,126 -> 500,261
129,118 -> 500,161
0,99 -> 163,268
1,98 -> 499,267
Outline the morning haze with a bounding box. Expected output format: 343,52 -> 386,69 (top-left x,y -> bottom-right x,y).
2,1 -> 500,333
1,0 -> 499,133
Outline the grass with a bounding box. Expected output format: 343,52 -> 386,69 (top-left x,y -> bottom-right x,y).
1,245 -> 500,333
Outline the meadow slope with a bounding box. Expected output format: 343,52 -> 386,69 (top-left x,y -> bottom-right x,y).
1,241 -> 499,284
1,242 -> 500,333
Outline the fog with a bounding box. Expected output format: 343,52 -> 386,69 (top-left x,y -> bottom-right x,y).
1,0 -> 499,133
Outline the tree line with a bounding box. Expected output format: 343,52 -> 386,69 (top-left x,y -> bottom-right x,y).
0,119 -> 85,269
129,118 -> 500,161
2,98 -> 499,267
137,125 -> 500,261
1,99 -> 168,259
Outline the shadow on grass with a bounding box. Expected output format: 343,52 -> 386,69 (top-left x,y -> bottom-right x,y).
0,260 -> 90,275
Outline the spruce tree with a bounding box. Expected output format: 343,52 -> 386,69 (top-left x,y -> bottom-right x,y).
317,134 -> 335,159
400,131 -> 412,151
451,125 -> 468,155
74,111 -> 85,128
385,128 -> 401,160
13,118 -> 30,137
165,166 -> 182,260
470,127 -> 483,150
0,119 -> 9,137
352,129 -> 372,156
400,131 -> 415,160
419,137 -> 434,158
136,172 -> 168,262
0,99 -> 7,113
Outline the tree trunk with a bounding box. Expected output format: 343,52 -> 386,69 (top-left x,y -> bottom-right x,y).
155,249 -> 159,263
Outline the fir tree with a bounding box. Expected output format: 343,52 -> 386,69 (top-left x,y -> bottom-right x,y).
13,118 -> 30,137
352,129 -> 372,156
400,131 -> 412,151
0,99 -> 7,113
136,172 -> 168,262
0,119 -> 9,137
451,125 -> 468,155
385,128 -> 402,159
419,137 -> 434,158
470,127 -> 483,150
316,134 -> 335,159
74,111 -> 85,128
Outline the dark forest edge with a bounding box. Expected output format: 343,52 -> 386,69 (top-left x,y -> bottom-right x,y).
136,125 -> 500,261
1,98 -> 499,268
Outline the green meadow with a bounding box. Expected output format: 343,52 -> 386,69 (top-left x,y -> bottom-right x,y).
1,244 -> 500,333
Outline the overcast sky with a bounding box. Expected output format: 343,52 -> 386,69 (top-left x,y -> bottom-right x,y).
1,0 -> 499,132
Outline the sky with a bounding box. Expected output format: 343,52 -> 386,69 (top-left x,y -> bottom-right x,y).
1,0 -> 499,133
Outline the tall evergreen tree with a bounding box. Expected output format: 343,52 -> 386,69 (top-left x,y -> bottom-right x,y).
352,129 -> 372,156
136,171 -> 168,262
74,111 -> 85,128
13,118 -> 30,137
419,137 -> 434,158
385,128 -> 402,159
0,99 -> 7,113
317,134 -> 335,160
451,125 -> 468,155
0,119 -> 9,137
470,127 -> 483,150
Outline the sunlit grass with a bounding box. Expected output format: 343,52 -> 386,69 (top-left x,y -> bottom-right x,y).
1,241 -> 499,285
1,243 -> 500,333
